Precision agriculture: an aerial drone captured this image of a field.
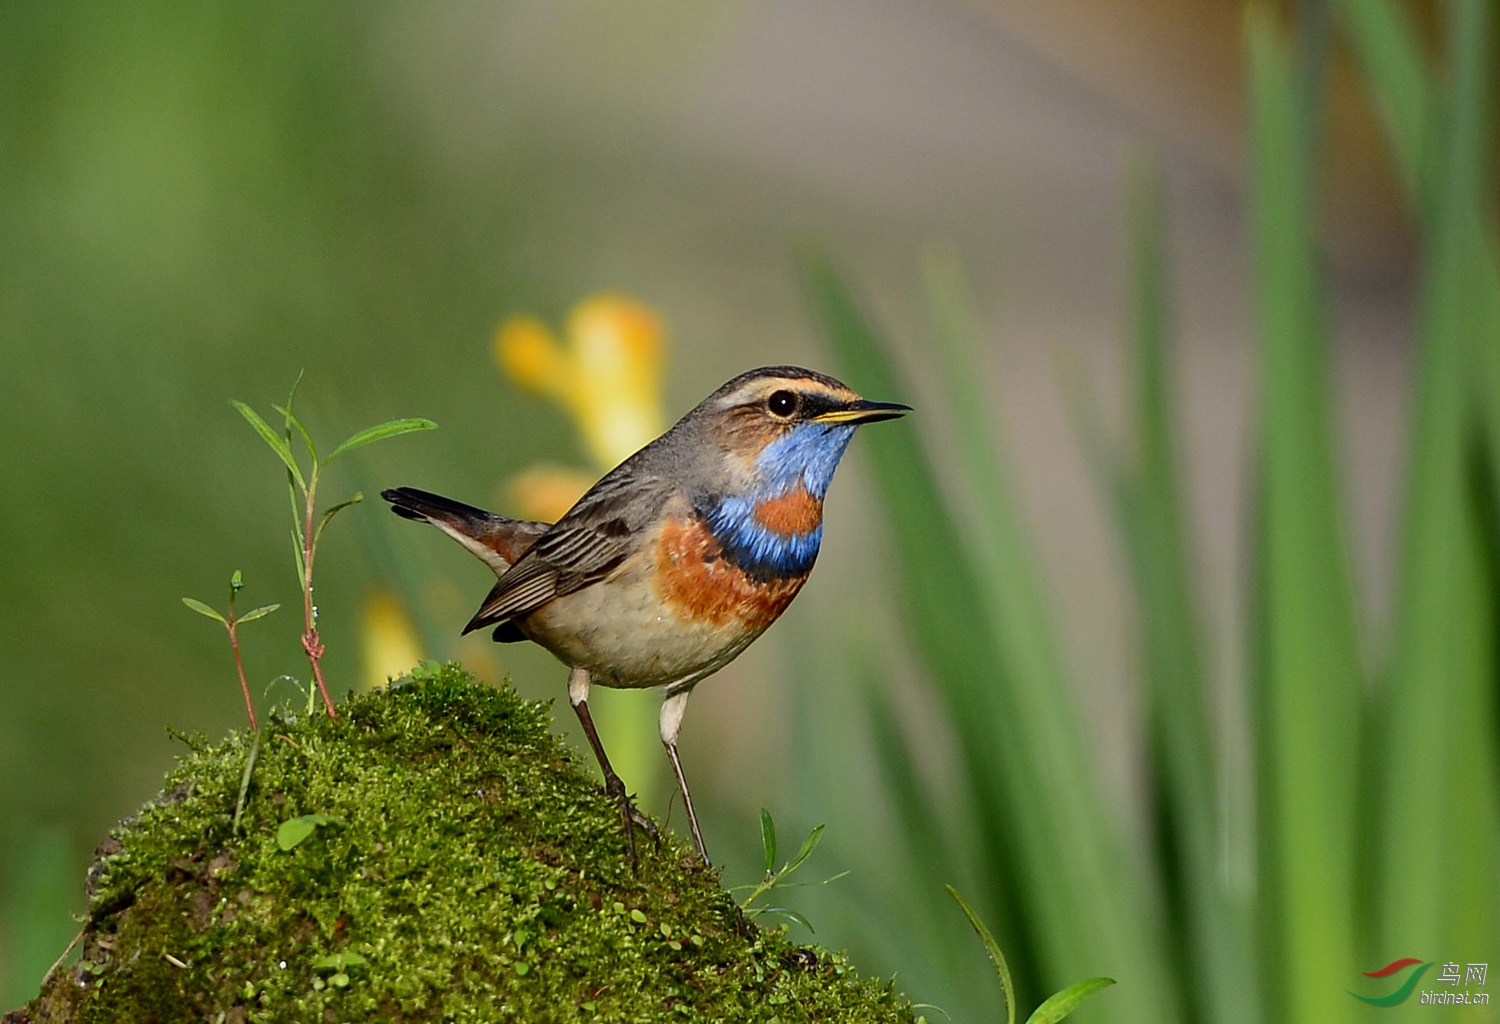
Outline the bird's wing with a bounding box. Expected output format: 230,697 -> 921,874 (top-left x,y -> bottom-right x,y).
462,472 -> 677,633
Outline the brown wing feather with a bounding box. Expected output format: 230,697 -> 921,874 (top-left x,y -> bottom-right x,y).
461,473 -> 677,633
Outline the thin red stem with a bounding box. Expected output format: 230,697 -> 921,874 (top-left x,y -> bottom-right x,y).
304,631 -> 335,718
301,480 -> 338,720
226,617 -> 259,731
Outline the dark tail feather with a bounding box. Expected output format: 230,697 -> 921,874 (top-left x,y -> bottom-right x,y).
381,487 -> 551,572
382,487 -> 495,527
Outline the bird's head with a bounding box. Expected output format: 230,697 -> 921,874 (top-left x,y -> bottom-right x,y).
665,366 -> 908,578
693,366 -> 909,498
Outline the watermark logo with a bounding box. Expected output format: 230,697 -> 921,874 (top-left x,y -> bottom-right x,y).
1349,959 -> 1433,1006
1349,959 -> 1489,1007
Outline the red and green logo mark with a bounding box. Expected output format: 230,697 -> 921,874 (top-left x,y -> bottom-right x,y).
1349,959 -> 1433,1006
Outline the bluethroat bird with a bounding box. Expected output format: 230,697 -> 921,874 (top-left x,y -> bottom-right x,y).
382,366 -> 908,869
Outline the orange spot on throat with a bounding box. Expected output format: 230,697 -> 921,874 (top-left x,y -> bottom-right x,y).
751,487 -> 823,536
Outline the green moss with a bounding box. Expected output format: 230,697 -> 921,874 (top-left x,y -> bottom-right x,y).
13,664 -> 913,1023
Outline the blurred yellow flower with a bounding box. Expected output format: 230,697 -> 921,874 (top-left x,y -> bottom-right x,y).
360,589 -> 423,691
506,463 -> 597,524
494,293 -> 666,470
494,292 -> 671,809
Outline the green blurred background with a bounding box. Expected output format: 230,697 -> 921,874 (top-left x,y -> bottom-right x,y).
3,2 -> 1494,1022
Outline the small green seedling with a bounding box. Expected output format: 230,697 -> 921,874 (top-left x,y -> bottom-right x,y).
733,808 -> 849,933
183,570 -> 280,730
946,885 -> 1115,1024
276,813 -> 338,851
312,952 -> 367,970
234,376 -> 435,719
312,951 -> 366,990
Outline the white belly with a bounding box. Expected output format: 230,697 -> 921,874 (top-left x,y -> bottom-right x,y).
518,555 -> 768,689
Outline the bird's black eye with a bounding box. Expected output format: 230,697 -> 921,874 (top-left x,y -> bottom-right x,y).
766,389 -> 799,418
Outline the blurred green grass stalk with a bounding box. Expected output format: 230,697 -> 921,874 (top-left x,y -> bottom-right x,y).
807,255 -> 1179,1024
1246,10 -> 1362,1023
1340,0 -> 1500,970
806,1 -> 1500,1020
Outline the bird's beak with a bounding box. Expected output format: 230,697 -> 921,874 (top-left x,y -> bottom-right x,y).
813,398 -> 912,425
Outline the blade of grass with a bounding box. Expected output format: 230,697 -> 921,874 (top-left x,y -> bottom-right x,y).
1339,0 -> 1500,965
1337,0 -> 1500,530
810,253 -> 1180,1023
864,683 -> 961,897
859,664 -> 991,1014
1369,0 -> 1500,964
760,808 -> 777,876
947,885 -> 1018,1024
1071,158 -> 1262,1024
1246,10 -> 1362,1023
804,255 -> 1043,1007
1336,0 -> 1432,201
922,247 -> 1181,1024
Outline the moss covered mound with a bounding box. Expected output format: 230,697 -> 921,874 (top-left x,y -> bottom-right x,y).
11,664 -> 913,1023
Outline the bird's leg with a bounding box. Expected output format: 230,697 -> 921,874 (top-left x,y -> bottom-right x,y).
568,666 -> 658,872
660,686 -> 711,866
662,687 -> 756,937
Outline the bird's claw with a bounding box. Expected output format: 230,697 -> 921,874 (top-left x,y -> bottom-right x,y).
629,803 -> 662,847
604,774 -> 659,873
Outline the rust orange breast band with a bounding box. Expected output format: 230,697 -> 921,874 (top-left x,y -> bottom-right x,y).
655,516 -> 807,629
752,487 -> 824,535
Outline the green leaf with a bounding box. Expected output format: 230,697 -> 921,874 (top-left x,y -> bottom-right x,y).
313,493 -> 364,547
232,400 -> 306,492
276,813 -> 332,851
760,808 -> 777,876
236,604 -> 280,625
182,597 -> 227,625
784,823 -> 824,875
759,907 -> 815,933
1025,978 -> 1116,1024
273,404 -> 319,465
946,885 -> 1016,1024
326,418 -> 437,462
230,569 -> 243,592
313,951 -> 366,971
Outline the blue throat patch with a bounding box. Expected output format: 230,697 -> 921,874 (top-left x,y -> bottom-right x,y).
755,422 -> 857,499
703,422 -> 856,579
705,497 -> 823,579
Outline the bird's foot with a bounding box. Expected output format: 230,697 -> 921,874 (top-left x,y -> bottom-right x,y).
604,774 -> 659,873
628,803 -> 662,848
